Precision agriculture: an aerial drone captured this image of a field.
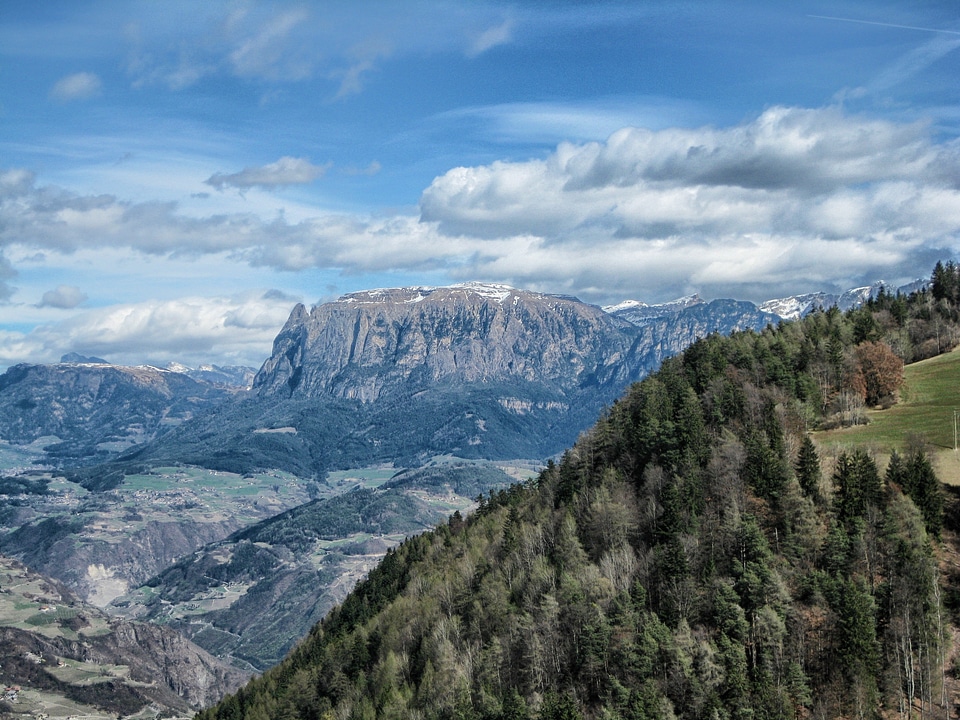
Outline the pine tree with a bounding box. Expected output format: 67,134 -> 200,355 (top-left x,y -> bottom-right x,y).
794,436 -> 821,499
906,449 -> 944,538
832,449 -> 881,527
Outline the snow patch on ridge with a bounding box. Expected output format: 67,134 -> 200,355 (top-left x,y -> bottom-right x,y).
339,282 -> 521,305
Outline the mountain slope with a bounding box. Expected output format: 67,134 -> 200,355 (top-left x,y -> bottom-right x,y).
0,361 -> 236,465
198,281 -> 958,720
112,464 -> 513,670
125,285 -> 777,477
0,555 -> 248,717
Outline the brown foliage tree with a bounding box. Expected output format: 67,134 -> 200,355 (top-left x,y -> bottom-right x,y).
853,341 -> 904,406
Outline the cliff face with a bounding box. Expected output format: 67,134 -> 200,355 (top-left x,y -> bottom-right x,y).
222,284 -> 778,467
254,283 -> 640,402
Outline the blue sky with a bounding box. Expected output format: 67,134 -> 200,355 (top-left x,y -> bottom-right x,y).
1,1 -> 959,369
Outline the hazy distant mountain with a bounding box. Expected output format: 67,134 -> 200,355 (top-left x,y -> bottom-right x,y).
759,279 -> 926,320
166,361 -> 257,388
602,293 -> 705,326
0,362 -> 237,464
60,351 -> 110,364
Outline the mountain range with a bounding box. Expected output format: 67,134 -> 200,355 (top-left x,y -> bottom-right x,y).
0,275 -> 928,710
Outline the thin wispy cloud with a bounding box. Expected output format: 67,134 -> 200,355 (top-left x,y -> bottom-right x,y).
342,161 -> 382,177
49,72 -> 102,102
468,19 -> 513,57
809,15 -> 960,37
868,36 -> 960,93
227,7 -> 313,81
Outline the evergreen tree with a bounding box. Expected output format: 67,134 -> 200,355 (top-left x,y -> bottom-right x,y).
905,449 -> 944,538
794,436 -> 821,499
832,449 -> 881,527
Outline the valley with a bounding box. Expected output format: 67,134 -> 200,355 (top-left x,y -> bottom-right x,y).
0,464 -> 316,606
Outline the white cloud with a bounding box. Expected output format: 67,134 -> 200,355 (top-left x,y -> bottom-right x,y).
38,285 -> 87,309
205,156 -> 331,191
3,106 -> 960,307
0,292 -> 298,369
418,105 -> 960,299
49,72 -> 102,102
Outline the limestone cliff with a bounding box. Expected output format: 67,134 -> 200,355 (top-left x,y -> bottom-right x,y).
254,283 -> 641,402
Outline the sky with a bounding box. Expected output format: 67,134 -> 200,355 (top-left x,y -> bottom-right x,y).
1,1 -> 959,370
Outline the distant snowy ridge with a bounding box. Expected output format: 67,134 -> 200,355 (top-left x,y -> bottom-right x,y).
610,280 -> 926,325
603,294 -> 704,326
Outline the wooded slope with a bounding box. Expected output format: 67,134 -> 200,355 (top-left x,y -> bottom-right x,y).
198,264 -> 960,720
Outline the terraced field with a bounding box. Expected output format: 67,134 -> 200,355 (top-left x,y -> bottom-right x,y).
0,556 -> 203,719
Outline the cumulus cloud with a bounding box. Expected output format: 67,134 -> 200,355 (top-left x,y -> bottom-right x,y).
49,72 -> 102,102
417,105 -> 960,299
38,285 -> 87,309
3,106 -> 960,305
0,293 -> 298,369
205,157 -> 331,191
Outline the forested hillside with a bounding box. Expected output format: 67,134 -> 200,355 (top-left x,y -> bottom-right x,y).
198,264 -> 960,720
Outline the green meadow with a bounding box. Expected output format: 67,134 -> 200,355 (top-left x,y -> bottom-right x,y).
815,346 -> 960,484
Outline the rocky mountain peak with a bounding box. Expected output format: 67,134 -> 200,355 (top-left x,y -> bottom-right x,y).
253,283 -> 634,402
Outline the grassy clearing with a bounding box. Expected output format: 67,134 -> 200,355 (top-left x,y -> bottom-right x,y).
326,467 -> 397,489
0,436 -> 59,470
815,346 -> 960,484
